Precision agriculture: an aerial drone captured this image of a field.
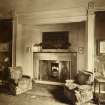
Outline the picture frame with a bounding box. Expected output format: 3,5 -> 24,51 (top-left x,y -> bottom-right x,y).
0,42 -> 9,52
97,40 -> 105,55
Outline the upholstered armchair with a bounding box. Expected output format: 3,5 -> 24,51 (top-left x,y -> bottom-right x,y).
9,66 -> 32,95
64,71 -> 93,105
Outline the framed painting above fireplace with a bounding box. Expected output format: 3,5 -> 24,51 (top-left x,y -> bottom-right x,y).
42,31 -> 70,49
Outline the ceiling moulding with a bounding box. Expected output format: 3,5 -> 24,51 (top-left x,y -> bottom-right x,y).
21,16 -> 87,25
16,7 -> 87,25
0,9 -> 13,19
94,0 -> 105,7
16,7 -> 87,16
94,6 -> 105,12
0,13 -> 12,19
87,1 -> 105,13
94,0 -> 105,11
13,0 -> 90,14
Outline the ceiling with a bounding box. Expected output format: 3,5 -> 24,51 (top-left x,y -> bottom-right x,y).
0,0 -> 91,18
0,0 -> 105,18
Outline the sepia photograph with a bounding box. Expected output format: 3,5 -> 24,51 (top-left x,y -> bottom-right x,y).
0,0 -> 105,105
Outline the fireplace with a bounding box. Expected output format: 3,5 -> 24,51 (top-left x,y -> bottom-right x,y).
33,52 -> 77,84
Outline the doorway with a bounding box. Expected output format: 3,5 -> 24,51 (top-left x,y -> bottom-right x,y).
0,19 -> 12,68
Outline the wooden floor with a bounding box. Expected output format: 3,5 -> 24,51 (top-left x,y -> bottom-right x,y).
0,83 -> 71,105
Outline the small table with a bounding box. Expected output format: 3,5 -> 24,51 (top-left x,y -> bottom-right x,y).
94,76 -> 105,105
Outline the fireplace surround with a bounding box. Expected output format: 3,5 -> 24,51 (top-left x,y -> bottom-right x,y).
33,51 -> 77,85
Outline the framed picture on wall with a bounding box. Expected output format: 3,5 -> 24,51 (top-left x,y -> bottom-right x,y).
0,42 -> 9,52
97,40 -> 105,55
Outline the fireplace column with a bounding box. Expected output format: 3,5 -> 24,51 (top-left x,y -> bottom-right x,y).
87,3 -> 95,73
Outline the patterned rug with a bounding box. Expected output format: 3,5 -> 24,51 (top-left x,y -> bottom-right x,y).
0,84 -> 70,105
0,84 -> 97,105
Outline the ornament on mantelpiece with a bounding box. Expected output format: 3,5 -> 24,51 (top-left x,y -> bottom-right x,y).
32,43 -> 42,52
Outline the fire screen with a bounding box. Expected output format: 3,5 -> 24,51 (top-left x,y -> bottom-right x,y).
39,60 -> 70,82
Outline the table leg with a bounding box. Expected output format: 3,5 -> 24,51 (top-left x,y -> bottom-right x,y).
98,82 -> 101,105
94,81 -> 95,97
93,80 -> 97,102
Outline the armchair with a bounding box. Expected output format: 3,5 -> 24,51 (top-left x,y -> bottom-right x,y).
9,66 -> 32,95
64,71 -> 94,105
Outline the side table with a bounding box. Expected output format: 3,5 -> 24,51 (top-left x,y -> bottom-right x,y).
94,76 -> 105,105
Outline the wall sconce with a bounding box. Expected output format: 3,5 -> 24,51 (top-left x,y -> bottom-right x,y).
26,46 -> 31,53
78,47 -> 84,54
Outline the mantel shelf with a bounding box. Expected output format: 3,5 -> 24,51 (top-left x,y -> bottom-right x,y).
32,48 -> 77,53
33,52 -> 72,61
32,49 -> 77,53
33,51 -> 77,53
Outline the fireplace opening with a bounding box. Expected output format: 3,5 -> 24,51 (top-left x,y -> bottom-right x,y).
51,63 -> 59,78
39,60 -> 70,83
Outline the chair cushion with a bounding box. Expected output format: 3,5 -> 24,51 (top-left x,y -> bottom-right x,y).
75,71 -> 92,85
18,77 -> 32,89
9,66 -> 23,81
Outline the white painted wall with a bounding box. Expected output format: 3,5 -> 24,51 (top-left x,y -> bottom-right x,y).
17,22 -> 86,78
